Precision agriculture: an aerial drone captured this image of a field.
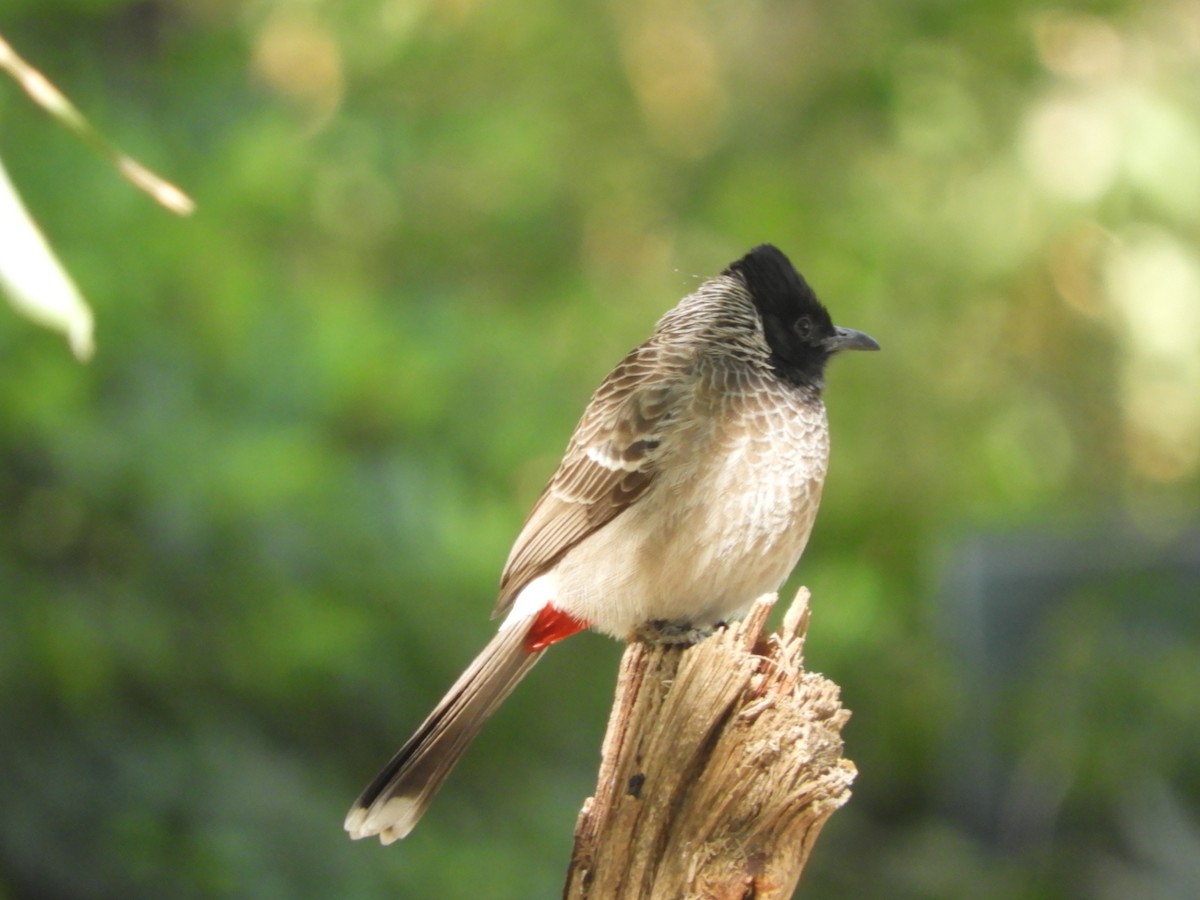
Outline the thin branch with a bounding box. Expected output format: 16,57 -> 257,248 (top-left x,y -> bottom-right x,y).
0,31 -> 195,216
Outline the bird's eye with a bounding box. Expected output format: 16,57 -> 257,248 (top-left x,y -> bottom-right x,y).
792,316 -> 814,339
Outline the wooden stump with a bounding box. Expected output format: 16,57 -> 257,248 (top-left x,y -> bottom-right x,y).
564,588 -> 855,899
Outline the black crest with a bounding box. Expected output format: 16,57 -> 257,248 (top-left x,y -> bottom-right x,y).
725,245 -> 837,387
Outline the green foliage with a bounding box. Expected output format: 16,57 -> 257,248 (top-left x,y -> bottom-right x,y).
2,1 -> 1199,897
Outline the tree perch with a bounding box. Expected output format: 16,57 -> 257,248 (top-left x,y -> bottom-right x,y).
564,588 -> 855,899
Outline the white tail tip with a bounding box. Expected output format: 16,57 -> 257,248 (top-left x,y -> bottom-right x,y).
344,796 -> 421,844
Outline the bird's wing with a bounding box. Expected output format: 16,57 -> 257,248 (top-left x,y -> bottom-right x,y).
492,341 -> 688,618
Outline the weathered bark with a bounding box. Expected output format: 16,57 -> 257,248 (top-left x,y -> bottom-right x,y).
564,588 -> 855,900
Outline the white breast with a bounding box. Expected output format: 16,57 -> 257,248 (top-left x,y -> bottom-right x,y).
517,376 -> 830,639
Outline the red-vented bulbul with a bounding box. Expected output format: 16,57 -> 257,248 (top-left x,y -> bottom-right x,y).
345,244 -> 879,843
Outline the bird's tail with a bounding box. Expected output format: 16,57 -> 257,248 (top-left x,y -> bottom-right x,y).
344,616 -> 543,844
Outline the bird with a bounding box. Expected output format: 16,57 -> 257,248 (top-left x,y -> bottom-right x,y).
344,243 -> 879,844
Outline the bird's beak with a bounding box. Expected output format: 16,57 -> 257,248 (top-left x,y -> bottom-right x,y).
828,326 -> 880,352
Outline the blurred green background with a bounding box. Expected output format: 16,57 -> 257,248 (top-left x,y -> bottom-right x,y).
2,1 -> 1199,897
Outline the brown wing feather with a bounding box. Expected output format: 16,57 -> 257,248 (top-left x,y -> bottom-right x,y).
492,341 -> 688,618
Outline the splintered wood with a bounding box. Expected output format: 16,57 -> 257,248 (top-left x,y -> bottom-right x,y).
564,589 -> 855,900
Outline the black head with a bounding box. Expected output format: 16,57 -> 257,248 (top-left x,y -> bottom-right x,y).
724,244 -> 879,388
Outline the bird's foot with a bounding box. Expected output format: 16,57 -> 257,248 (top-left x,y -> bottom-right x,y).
633,619 -> 718,646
